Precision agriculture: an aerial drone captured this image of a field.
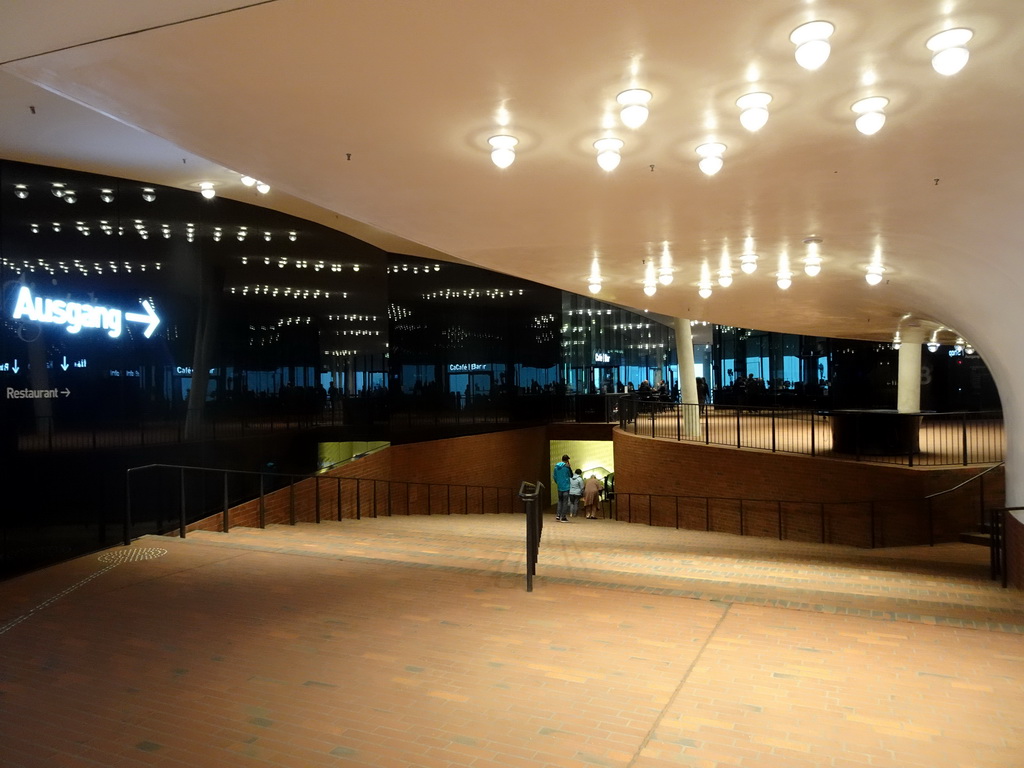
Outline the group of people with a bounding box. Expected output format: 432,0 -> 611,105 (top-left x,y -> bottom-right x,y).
552,454 -> 603,521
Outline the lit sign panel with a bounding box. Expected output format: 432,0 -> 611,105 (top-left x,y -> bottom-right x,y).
448,363 -> 488,373
10,286 -> 160,339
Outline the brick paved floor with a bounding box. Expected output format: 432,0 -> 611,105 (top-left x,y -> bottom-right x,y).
1,513 -> 1021,767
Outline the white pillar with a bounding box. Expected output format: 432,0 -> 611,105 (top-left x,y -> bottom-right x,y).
674,318 -> 700,438
897,329 -> 924,413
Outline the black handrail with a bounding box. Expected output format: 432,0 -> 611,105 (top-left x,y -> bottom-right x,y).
125,463 -> 517,544
619,400 -> 1004,468
612,490 -> 929,549
519,481 -> 545,592
987,506 -> 1021,587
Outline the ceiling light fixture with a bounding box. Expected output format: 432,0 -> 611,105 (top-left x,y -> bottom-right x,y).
954,337 -> 966,352
695,142 -> 726,176
488,135 -> 518,169
718,268 -> 733,288
51,183 -> 65,198
776,270 -> 793,290
142,187 -> 156,202
642,260 -> 657,296
698,281 -> 713,299
927,28 -> 973,76
199,182 -> 216,200
14,184 -> 28,199
594,137 -> 624,171
736,92 -> 772,131
790,20 -> 835,70
100,188 -> 114,203
616,88 -> 653,129
926,332 -> 940,353
852,97 -> 889,135
892,331 -> 902,350
802,237 -> 823,276
865,263 -> 885,285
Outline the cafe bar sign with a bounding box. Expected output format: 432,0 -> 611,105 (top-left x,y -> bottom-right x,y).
9,285 -> 160,339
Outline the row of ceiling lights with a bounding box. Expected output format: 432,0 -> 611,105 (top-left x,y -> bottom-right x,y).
487,22 -> 974,173
12,173 -> 268,203
26,219 -> 298,242
587,237 -> 886,299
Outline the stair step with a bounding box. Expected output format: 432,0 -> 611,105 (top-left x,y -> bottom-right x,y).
959,531 -> 992,546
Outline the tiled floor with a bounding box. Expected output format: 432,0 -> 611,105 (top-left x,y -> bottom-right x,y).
1,513 -> 1022,767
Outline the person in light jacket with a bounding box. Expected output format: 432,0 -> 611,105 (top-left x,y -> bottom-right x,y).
568,468 -> 585,517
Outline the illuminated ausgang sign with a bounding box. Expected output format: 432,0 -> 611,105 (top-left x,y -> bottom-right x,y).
10,286 -> 160,339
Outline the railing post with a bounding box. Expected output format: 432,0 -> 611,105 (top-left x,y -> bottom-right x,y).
124,472 -> 133,545
739,498 -> 744,536
962,411 -> 969,466
927,497 -> 934,546
735,407 -> 741,448
315,476 -> 321,524
356,478 -> 363,518
778,500 -> 783,540
259,471 -> 266,529
289,480 -> 296,525
223,472 -> 230,532
676,403 -> 681,442
810,411 -> 816,457
771,408 -> 777,453
705,497 -> 710,531
178,468 -> 187,539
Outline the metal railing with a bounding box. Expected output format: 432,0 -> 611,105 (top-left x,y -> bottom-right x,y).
924,462 -> 1004,549
619,400 -> 1004,467
987,506 -> 1019,588
124,463 -> 518,544
519,481 -> 545,591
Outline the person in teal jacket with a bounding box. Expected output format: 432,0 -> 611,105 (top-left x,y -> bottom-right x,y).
552,454 -> 572,521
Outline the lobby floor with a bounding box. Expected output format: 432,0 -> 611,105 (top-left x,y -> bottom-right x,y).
1,513 -> 1022,768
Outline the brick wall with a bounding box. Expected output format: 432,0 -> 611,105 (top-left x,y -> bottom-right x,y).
613,428 -> 1002,548
182,427 -> 549,532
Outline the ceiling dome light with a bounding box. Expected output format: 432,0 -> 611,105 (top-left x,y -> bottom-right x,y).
892,331 -> 902,350
776,271 -> 793,290
717,269 -> 733,288
802,237 -> 823,276
736,92 -> 772,131
588,281 -> 602,295
256,181 -> 270,194
240,175 -> 256,187
927,338 -> 940,353
100,188 -> 114,203
199,182 -> 216,200
954,337 -> 966,352
740,253 -> 758,274
14,184 -> 28,199
488,135 -> 518,169
695,142 -> 726,176
141,187 -> 156,202
698,281 -> 713,299
865,264 -> 885,285
643,282 -> 657,297
616,88 -> 653,129
62,190 -> 77,204
852,97 -> 889,135
927,28 -> 973,76
594,137 -> 624,171
790,20 -> 835,70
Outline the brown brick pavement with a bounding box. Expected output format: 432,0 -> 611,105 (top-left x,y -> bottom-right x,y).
0,513 -> 1021,767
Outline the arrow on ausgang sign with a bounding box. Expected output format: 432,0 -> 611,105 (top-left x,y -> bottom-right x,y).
125,300 -> 160,338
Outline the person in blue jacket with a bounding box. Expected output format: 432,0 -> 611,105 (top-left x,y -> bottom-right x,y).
552,454 -> 572,522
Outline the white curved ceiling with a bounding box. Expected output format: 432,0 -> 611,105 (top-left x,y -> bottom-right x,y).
2,0 -> 1023,349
